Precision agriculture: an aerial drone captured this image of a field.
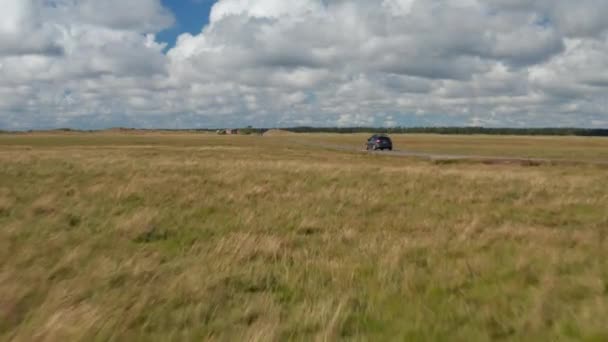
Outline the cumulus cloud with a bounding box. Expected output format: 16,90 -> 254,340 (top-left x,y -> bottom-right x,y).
0,0 -> 62,56
0,0 -> 172,129
1,0 -> 608,129
44,0 -> 174,32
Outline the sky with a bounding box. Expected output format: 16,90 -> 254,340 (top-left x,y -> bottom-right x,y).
157,0 -> 213,49
1,0 -> 608,130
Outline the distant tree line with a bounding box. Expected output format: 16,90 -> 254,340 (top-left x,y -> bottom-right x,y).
283,126 -> 608,137
2,126 -> 608,137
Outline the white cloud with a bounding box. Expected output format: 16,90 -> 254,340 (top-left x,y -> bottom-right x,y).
381,0 -> 415,15
43,0 -> 174,32
1,0 -> 608,129
209,0 -> 324,22
0,0 -> 61,56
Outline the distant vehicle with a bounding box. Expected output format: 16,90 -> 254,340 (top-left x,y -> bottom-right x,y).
366,134 -> 393,151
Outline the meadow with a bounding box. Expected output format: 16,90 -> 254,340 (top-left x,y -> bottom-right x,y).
1,132 -> 608,341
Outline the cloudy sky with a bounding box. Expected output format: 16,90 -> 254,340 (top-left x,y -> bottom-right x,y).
1,0 -> 608,130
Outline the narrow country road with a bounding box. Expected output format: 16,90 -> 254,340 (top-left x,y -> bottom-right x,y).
287,138 -> 608,166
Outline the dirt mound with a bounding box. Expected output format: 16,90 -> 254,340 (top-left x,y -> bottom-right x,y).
263,129 -> 296,136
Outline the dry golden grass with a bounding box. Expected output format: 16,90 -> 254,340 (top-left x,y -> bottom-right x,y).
0,132 -> 607,341
262,129 -> 296,137
300,133 -> 608,162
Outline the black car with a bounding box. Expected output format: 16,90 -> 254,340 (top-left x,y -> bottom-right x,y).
366,134 -> 393,151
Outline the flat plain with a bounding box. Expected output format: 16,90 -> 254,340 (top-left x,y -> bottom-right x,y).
1,132 -> 608,341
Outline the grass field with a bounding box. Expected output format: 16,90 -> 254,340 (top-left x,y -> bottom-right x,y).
288,133 -> 608,162
1,132 -> 608,341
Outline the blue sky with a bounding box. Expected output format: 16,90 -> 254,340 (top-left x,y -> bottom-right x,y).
2,0 -> 608,129
157,0 -> 215,48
